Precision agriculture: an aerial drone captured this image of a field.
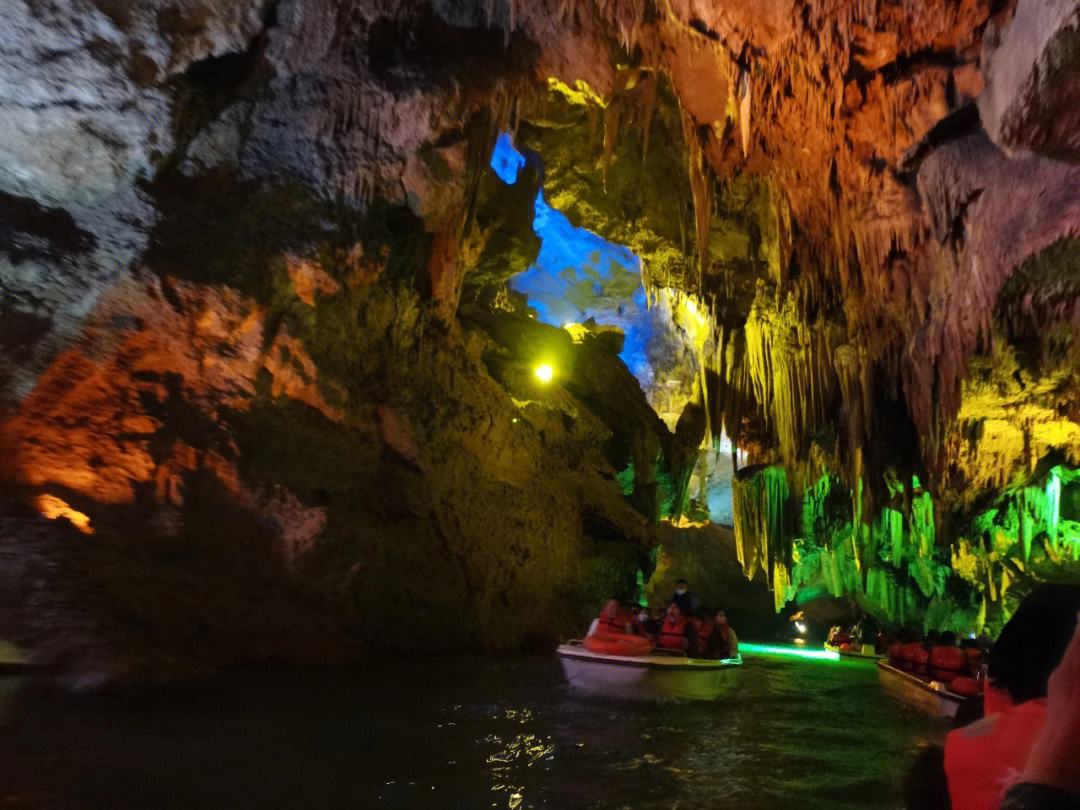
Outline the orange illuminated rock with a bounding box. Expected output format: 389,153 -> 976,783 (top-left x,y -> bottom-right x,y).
35,494 -> 93,535
286,256 -> 341,307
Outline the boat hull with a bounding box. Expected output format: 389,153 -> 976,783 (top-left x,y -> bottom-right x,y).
557,643 -> 741,700
876,660 -> 968,717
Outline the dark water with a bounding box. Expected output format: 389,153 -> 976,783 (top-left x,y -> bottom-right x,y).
0,652 -> 947,809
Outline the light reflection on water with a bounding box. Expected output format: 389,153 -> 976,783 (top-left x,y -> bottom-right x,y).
0,654 -> 946,809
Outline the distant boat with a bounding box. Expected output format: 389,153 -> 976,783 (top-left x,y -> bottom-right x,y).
824,642 -> 886,661
876,660 -> 974,718
556,640 -> 742,700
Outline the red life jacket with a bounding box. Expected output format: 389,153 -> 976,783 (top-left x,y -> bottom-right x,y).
950,677 -> 983,697
965,647 -> 983,670
712,624 -> 732,658
929,646 -> 968,683
911,644 -> 930,677
657,615 -> 688,650
697,617 -> 714,648
888,642 -> 904,667
983,684 -> 1012,717
899,642 -> 920,672
596,612 -> 626,635
945,699 -> 1046,810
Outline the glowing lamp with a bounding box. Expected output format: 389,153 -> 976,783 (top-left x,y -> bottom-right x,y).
534,363 -> 554,383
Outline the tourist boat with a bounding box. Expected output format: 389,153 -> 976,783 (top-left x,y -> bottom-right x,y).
824,642 -> 886,660
556,639 -> 742,700
876,660 -> 972,718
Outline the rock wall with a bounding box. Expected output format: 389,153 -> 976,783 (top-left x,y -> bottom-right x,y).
0,0 -> 687,684
2,0 -> 1080,681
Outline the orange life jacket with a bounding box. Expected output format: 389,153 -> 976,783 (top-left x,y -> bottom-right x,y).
657,615 -> 688,650
945,699 -> 1046,810
596,612 -> 626,635
929,645 -> 967,683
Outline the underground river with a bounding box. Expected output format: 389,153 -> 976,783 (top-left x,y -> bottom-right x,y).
0,650 -> 944,809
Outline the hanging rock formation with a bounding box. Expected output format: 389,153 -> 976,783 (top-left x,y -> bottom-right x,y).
1,0 -> 1080,681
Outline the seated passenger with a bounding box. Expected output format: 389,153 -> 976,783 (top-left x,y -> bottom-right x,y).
668,578 -> 700,617
657,602 -> 694,653
944,584 -> 1080,810
632,606 -> 658,641
590,598 -> 630,636
694,608 -> 714,655
707,609 -> 739,659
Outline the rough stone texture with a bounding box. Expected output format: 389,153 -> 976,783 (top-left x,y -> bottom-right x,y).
645,522 -> 781,640
2,0 -> 1080,679
980,0 -> 1080,161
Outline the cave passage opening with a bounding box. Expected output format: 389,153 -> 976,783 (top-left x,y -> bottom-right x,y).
489,130 -> 742,525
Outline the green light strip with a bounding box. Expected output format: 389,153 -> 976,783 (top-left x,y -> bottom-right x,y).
740,642 -> 840,661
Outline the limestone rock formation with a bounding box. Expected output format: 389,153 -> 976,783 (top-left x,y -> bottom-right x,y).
2,0 -> 1080,681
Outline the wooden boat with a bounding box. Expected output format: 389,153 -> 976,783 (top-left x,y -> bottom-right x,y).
825,642 -> 886,661
557,639 -> 742,700
876,660 -> 973,718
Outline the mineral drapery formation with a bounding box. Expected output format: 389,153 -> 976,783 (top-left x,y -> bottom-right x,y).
1,0 -> 1079,681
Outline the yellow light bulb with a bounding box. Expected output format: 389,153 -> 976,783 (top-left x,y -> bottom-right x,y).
534,363 -> 554,383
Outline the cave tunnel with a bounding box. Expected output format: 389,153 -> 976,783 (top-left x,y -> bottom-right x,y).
1,0 -> 1080,807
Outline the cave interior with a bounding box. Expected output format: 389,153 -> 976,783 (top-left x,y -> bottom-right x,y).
1,0 -> 1079,684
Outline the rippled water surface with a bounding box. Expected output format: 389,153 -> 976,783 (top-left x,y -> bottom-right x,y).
0,652 -> 947,809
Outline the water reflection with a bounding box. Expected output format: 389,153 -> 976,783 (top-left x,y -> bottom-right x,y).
0,655 -> 946,809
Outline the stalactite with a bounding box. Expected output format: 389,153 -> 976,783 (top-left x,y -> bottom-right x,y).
639,70 -> 657,164
910,489 -> 935,558
602,99 -> 620,191
681,111 -> 712,291
732,464 -> 789,590
738,68 -> 751,158
742,289 -> 841,468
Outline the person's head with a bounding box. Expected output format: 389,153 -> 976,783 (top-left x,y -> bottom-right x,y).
666,602 -> 683,621
714,609 -> 728,625
637,607 -> 650,622
940,631 -> 957,647
989,584 -> 1080,704
674,579 -> 688,596
926,629 -> 942,645
602,598 -> 620,618
902,744 -> 950,810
